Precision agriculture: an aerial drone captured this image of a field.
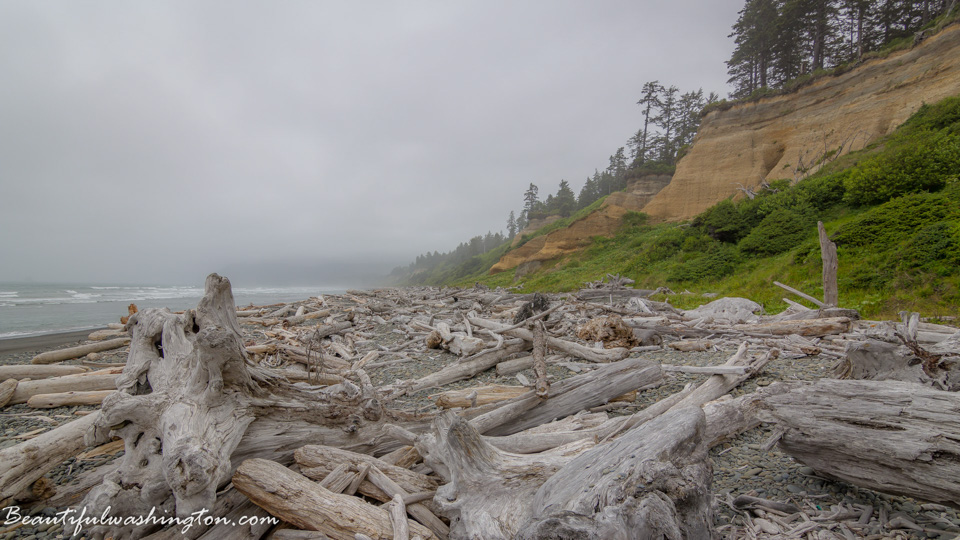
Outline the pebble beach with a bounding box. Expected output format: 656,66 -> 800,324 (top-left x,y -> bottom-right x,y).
1,308 -> 959,540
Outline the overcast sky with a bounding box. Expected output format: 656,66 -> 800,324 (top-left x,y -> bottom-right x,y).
0,1 -> 743,287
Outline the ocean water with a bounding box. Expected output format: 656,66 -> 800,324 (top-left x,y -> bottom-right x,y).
0,282 -> 345,339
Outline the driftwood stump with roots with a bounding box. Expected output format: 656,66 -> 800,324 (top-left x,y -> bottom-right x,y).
79,274 -> 393,538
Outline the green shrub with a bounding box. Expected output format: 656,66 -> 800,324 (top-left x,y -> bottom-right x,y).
843,131 -> 960,205
902,222 -> 959,273
695,200 -> 750,243
833,193 -> 954,247
739,208 -> 814,255
667,245 -> 740,283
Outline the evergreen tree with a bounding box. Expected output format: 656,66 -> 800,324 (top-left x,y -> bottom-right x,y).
522,183 -> 540,222
556,179 -> 577,217
652,86 -> 679,162
628,81 -> 664,163
506,211 -> 518,238
727,0 -> 779,97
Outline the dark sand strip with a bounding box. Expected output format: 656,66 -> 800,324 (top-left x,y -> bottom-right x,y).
0,329 -> 106,355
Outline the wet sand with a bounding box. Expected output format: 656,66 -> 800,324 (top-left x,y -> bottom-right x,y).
0,329 -> 106,356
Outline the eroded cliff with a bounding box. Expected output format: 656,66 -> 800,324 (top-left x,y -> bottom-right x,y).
642,23 -> 960,222
490,175 -> 670,273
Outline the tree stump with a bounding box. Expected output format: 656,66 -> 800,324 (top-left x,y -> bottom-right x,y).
77,274 -> 402,538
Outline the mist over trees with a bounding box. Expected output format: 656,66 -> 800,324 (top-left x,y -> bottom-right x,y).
727,0 -> 958,98
392,80 -> 717,283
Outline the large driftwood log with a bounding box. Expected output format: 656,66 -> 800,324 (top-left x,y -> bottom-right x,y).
26,389 -> 113,408
758,379 -> 960,508
7,367 -> 120,405
415,411 -> 595,539
417,408 -> 713,539
31,337 -> 130,364
517,407 -> 713,540
0,412 -> 100,504
0,364 -> 89,380
76,274 -> 414,538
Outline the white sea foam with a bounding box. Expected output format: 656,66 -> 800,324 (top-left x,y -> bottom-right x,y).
0,291 -> 17,298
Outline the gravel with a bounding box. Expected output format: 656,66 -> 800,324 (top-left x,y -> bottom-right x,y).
2,321 -> 958,540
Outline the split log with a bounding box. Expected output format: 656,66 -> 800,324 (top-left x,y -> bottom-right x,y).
31,337 -> 130,365
7,368 -> 121,405
232,458 -> 437,540
758,379 -> 960,508
26,389 -> 113,408
469,317 -> 629,363
0,364 -> 89,380
0,412 -> 99,504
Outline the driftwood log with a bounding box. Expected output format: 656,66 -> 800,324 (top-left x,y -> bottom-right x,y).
416,407 -> 713,539
31,337 -> 130,364
758,378 -> 960,508
76,274 -> 418,538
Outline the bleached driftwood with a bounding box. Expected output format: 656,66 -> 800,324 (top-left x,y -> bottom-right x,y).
76,274 -> 417,538
0,378 -> 16,408
416,407 -> 713,539
26,389 -> 113,408
7,368 -> 121,405
0,412 -> 100,504
0,364 -> 89,380
758,378 -> 960,508
469,317 -> 629,363
232,458 -> 437,540
31,337 -> 130,364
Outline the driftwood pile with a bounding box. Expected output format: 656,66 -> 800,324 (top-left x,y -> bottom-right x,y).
0,272 -> 959,539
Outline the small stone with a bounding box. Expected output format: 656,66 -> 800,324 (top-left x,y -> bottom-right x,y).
786,484 -> 805,494
799,466 -> 815,475
742,467 -> 762,479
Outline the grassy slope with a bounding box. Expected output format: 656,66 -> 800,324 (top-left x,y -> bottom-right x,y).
459,96 -> 960,320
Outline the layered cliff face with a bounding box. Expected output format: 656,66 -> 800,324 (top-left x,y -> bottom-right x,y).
642,23 -> 960,222
490,175 -> 670,273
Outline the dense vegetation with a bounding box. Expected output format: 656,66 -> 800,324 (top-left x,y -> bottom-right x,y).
390,2 -> 960,320
457,96 -> 960,319
727,0 -> 958,98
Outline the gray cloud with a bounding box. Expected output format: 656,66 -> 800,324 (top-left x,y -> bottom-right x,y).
0,0 -> 742,286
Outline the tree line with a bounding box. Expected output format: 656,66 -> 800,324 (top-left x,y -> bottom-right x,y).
512,82 -> 717,230
392,81 -> 716,283
727,0 -> 957,98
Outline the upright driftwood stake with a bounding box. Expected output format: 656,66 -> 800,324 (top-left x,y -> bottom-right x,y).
818,221 -> 839,307
531,320 -> 549,397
